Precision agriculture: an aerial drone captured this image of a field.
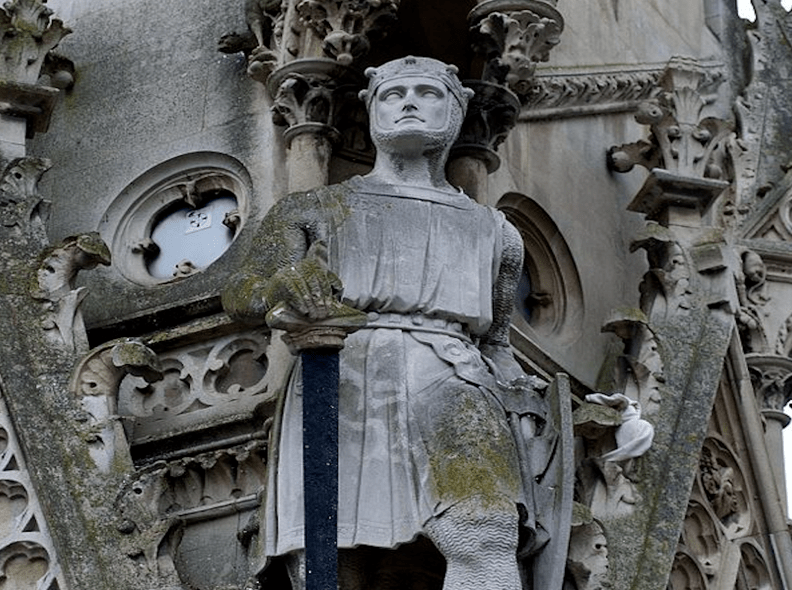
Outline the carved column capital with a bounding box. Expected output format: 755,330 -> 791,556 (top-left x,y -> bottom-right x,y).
296,0 -> 400,66
451,79 -> 520,174
469,0 -> 564,98
746,354 -> 792,416
268,59 -> 361,142
268,59 -> 363,191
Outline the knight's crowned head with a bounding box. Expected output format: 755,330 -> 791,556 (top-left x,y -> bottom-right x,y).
360,56 -> 474,155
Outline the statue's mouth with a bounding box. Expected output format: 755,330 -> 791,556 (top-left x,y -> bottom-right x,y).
396,115 -> 425,123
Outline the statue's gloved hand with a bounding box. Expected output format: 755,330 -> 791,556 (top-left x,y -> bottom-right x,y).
265,241 -> 343,321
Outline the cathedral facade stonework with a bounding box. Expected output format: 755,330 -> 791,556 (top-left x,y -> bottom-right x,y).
0,0 -> 789,589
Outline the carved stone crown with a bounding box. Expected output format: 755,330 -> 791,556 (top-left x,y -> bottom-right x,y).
359,56 -> 475,110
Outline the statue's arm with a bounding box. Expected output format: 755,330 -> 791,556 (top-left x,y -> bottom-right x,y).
222,191 -> 331,323
479,219 -> 525,383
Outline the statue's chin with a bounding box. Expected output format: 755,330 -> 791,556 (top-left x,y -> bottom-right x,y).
371,125 -> 457,156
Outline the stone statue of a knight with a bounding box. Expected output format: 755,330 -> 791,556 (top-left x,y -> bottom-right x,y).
223,56 -> 568,590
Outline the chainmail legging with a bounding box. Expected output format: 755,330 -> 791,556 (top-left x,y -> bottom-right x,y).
424,496 -> 521,590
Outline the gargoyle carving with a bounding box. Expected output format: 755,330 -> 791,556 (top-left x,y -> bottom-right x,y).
567,508 -> 611,590
32,232 -> 111,353
734,249 -> 770,353
0,0 -> 71,85
0,157 -> 51,240
115,465 -> 184,589
70,340 -> 162,472
218,0 -> 283,84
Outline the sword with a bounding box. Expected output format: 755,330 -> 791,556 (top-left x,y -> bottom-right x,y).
268,302 -> 366,590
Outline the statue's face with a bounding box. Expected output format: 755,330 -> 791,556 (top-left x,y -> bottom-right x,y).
372,76 -> 450,134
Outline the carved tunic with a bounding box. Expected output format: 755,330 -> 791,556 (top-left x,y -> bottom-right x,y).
260,177 -> 526,555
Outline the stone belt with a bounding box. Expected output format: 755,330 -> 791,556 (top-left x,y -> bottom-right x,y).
362,311 -> 472,343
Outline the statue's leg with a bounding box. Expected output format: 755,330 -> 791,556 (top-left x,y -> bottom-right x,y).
284,550 -> 306,590
424,497 -> 521,590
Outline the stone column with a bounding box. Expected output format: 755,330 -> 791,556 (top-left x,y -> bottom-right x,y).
747,355 -> 792,505
449,0 -> 564,202
268,59 -> 361,192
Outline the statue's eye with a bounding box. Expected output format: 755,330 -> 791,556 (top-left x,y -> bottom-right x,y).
380,89 -> 404,102
420,87 -> 442,98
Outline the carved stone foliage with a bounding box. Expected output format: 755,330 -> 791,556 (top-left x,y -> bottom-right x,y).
115,440 -> 268,588
607,57 -> 730,181
470,3 -> 563,98
580,392 -> 654,518
0,0 -> 71,85
268,60 -> 362,147
296,0 -> 399,66
119,330 -> 272,442
32,232 -> 111,354
271,71 -> 335,129
70,340 -> 163,472
630,223 -> 693,323
0,157 -> 50,241
0,386 -> 65,590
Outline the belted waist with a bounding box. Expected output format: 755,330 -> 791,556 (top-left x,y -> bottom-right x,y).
363,312 -> 472,343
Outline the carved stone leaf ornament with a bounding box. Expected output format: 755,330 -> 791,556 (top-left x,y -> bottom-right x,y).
0,0 -> 71,85
296,0 -> 399,65
472,9 -> 562,96
608,58 -> 731,181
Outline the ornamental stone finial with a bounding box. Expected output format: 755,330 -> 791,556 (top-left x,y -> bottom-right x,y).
607,57 -> 730,224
